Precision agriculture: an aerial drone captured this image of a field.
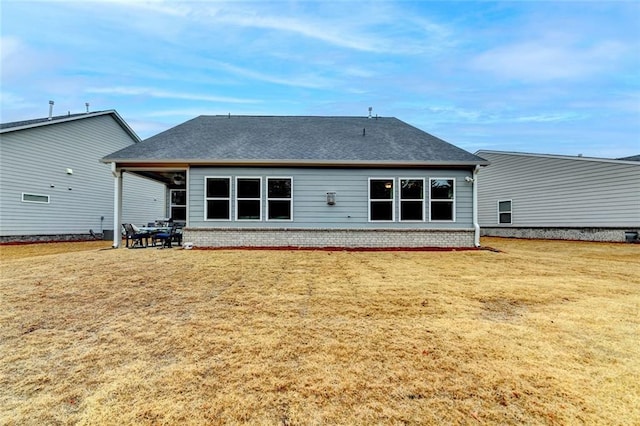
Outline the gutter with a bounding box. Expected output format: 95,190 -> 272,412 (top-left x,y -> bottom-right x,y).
99,158 -> 491,168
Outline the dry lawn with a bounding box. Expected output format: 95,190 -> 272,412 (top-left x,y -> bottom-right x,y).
0,238 -> 638,425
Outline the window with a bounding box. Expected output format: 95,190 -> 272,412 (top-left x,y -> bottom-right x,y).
369,178 -> 394,221
267,178 -> 292,220
22,193 -> 49,204
236,177 -> 261,220
498,200 -> 512,224
170,189 -> 186,221
430,178 -> 455,221
400,178 -> 425,221
205,177 -> 230,220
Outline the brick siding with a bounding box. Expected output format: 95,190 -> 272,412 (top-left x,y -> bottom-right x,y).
182,228 -> 476,249
481,227 -> 637,242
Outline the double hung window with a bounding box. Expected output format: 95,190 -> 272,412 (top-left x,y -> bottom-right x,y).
236,177 -> 262,220
498,200 -> 512,224
267,178 -> 292,220
205,177 -> 231,220
400,178 -> 425,221
369,178 -> 394,221
429,178 -> 455,221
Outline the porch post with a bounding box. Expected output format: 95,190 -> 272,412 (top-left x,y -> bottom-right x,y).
112,164 -> 123,248
472,165 -> 480,247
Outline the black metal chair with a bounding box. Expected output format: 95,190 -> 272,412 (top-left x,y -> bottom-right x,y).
152,224 -> 178,248
122,223 -> 149,248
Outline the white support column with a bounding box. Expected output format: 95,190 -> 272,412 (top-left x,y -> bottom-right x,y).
472,165 -> 480,247
112,164 -> 123,248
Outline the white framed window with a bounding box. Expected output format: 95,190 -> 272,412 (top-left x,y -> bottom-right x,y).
22,193 -> 50,204
169,189 -> 186,221
399,178 -> 425,221
205,177 -> 231,220
429,178 -> 455,222
498,200 -> 512,224
236,177 -> 262,221
369,178 -> 395,221
267,177 -> 293,221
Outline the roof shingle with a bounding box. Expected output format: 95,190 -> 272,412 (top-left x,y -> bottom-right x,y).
103,115 -> 487,166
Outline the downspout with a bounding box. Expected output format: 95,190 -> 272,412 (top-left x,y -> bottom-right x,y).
111,163 -> 123,248
472,165 -> 481,247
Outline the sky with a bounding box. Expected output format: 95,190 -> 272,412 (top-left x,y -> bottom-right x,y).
1,0 -> 639,158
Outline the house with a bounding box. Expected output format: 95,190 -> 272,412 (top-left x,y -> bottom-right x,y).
102,115 -> 488,249
0,109 -> 166,243
475,150 -> 640,242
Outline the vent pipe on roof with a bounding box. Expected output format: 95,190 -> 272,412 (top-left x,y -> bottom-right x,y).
85,102 -> 90,113
48,100 -> 54,120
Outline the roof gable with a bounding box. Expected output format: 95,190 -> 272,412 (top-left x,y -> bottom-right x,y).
103,115 -> 487,167
1,110 -> 140,143
475,150 -> 640,166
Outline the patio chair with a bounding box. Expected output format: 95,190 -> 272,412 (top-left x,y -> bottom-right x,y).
152,224 -> 178,248
122,223 -> 149,248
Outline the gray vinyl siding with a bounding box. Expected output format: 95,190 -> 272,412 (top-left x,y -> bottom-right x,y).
188,166 -> 473,229
477,152 -> 640,227
0,115 -> 165,236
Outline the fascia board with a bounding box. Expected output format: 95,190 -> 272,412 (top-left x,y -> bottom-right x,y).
102,158 -> 490,167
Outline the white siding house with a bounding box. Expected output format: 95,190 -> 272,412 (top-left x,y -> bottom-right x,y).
103,115 -> 489,249
475,150 -> 640,242
0,110 -> 166,242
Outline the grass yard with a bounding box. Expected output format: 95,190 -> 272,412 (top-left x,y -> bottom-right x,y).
0,238 -> 638,425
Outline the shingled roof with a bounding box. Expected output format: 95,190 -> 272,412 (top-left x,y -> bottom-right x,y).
103,115 -> 487,167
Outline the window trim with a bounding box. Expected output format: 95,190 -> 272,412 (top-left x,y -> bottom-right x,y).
266,177 -> 293,222
498,199 -> 513,225
204,176 -> 231,221
429,177 -> 456,222
399,177 -> 425,222
368,177 -> 395,222
21,192 -> 50,204
235,176 -> 262,221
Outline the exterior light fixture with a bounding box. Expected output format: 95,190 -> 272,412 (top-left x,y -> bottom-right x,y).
172,173 -> 185,186
326,192 -> 336,205
66,168 -> 73,175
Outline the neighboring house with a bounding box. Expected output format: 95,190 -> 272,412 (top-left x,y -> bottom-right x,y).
102,115 -> 489,249
475,150 -> 640,242
0,109 -> 166,242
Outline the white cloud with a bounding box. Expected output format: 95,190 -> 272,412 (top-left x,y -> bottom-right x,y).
471,39 -> 628,82
86,86 -> 261,104
211,62 -> 335,90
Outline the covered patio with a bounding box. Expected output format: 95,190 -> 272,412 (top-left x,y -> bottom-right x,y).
109,163 -> 187,248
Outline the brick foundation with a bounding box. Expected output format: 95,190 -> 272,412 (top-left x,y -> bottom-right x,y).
182,228 -> 476,249
481,227 -> 639,243
0,232 -> 106,244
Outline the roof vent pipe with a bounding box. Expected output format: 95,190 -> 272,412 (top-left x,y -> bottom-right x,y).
48,100 -> 54,120
85,102 -> 90,113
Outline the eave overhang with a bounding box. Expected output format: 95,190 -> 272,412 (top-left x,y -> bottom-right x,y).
101,158 -> 490,169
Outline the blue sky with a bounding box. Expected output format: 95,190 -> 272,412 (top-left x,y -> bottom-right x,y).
1,1 -> 639,158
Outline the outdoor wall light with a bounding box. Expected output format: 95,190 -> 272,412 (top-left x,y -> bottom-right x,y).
173,173 -> 185,186
65,168 -> 73,175
326,192 -> 336,205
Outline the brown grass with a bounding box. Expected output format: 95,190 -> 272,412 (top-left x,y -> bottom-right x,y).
0,238 -> 638,425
